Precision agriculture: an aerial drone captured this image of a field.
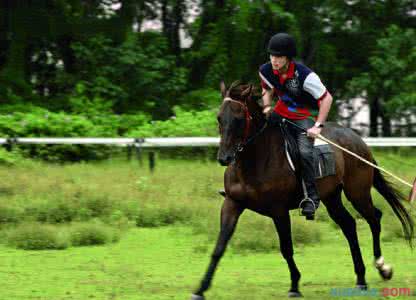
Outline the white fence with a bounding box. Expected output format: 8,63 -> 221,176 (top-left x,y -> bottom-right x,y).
0,137 -> 416,147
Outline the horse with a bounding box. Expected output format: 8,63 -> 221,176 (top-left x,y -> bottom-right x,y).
190,81 -> 414,299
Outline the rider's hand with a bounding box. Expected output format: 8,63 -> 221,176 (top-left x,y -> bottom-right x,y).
263,105 -> 273,121
307,125 -> 322,138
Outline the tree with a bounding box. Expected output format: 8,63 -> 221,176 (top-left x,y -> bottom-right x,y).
321,0 -> 415,134
71,32 -> 187,117
347,25 -> 416,136
186,0 -> 295,89
0,0 -> 139,101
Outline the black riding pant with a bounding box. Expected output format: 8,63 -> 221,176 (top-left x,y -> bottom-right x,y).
287,118 -> 320,205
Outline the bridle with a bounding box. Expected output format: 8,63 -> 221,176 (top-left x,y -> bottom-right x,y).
222,96 -> 268,161
223,97 -> 252,146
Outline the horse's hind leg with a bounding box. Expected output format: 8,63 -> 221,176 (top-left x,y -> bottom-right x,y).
191,198 -> 244,300
273,213 -> 302,298
324,185 -> 367,289
344,188 -> 393,281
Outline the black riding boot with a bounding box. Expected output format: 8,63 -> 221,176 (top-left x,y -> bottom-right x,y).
292,119 -> 321,220
300,177 -> 320,220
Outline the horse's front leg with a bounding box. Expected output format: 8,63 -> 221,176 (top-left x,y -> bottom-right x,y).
273,213 -> 302,297
191,197 -> 244,300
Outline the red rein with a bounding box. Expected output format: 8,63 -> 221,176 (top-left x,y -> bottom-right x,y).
223,97 -> 252,143
244,108 -> 252,142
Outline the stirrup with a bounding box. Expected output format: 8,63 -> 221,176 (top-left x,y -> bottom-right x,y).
299,180 -> 316,217
298,197 -> 316,216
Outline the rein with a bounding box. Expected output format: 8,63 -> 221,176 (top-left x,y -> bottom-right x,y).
223,97 -> 268,160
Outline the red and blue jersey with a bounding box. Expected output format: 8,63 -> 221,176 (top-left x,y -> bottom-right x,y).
259,61 -> 328,120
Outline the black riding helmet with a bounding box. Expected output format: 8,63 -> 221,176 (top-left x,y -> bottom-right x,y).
267,33 -> 297,59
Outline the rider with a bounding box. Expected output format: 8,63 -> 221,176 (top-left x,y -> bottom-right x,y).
259,32 -> 333,220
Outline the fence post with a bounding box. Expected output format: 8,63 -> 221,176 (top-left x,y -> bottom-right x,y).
4,137 -> 17,152
149,151 -> 155,172
127,145 -> 133,161
134,138 -> 144,166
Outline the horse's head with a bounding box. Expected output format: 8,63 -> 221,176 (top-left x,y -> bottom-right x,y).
217,81 -> 263,166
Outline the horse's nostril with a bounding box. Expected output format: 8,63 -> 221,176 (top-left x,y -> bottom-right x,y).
218,158 -> 227,166
218,155 -> 232,166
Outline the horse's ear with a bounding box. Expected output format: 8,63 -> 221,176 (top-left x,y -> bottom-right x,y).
241,84 -> 253,98
220,81 -> 227,98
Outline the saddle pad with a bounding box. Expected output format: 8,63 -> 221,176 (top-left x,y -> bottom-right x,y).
285,142 -> 336,179
313,144 -> 336,179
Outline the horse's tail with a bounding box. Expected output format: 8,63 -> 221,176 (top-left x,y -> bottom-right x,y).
373,162 -> 414,247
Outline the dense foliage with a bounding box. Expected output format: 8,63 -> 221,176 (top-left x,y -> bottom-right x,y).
0,0 -> 415,160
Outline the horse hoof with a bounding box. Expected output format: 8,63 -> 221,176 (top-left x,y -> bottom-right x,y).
190,294 -> 205,300
378,265 -> 393,281
356,284 -> 368,290
288,290 -> 303,297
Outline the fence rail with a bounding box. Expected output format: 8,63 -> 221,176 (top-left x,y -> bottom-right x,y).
0,137 -> 416,147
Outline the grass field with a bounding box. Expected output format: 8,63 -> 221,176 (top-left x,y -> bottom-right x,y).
0,225 -> 414,300
0,149 -> 415,299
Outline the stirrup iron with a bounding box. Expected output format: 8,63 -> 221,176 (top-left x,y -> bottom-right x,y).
298,180 -> 316,216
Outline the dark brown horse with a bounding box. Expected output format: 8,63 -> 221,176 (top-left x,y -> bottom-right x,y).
190,82 -> 414,299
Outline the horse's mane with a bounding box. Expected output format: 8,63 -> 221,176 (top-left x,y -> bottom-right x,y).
227,81 -> 264,125
227,81 -> 262,104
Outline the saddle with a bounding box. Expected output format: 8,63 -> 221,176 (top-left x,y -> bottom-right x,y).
285,138 -> 336,179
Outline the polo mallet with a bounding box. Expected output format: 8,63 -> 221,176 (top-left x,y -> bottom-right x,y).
283,119 -> 416,203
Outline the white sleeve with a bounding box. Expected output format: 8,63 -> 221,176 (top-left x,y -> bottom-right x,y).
303,72 -> 326,99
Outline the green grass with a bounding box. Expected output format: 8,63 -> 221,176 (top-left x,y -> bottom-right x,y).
6,223 -> 69,250
0,225 -> 414,300
0,149 -> 414,299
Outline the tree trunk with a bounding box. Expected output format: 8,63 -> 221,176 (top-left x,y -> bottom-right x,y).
0,28 -> 29,95
0,1 -> 27,80
380,108 -> 392,137
161,0 -> 184,64
0,0 -> 10,70
115,0 -> 136,43
161,0 -> 169,38
369,96 -> 379,137
191,0 -> 225,50
57,35 -> 76,74
0,0 -> 36,97
172,0 -> 184,65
